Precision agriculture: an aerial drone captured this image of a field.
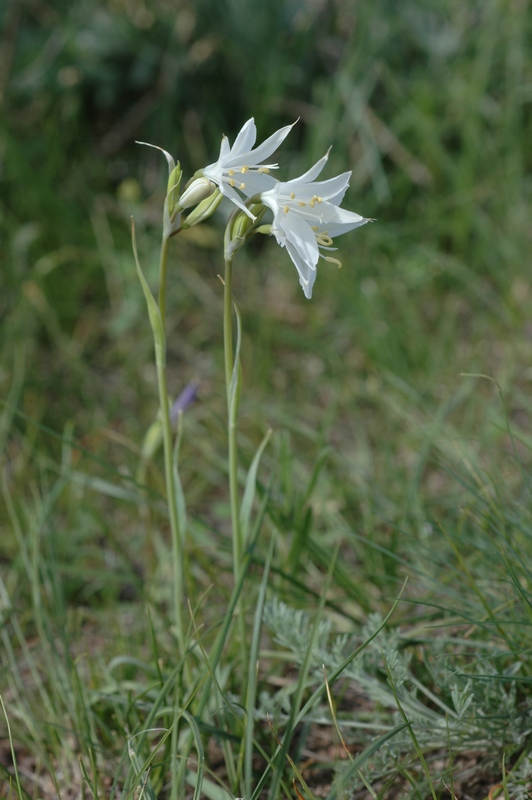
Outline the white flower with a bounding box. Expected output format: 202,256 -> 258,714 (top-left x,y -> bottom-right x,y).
260,153 -> 368,299
203,117 -> 295,220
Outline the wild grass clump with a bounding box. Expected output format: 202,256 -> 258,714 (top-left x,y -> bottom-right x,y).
2,1 -> 532,799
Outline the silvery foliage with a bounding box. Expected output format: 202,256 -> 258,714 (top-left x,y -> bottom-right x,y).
262,600 -> 532,792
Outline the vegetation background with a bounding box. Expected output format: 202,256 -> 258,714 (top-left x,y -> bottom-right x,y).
1,0 -> 532,798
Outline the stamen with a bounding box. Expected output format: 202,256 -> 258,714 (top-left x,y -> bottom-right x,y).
229,179 -> 235,187
311,225 -> 319,231
309,201 -> 315,208
228,169 -> 235,176
325,256 -> 342,269
283,206 -> 290,214
258,167 -> 270,173
241,166 -> 249,173
290,192 -> 296,199
239,182 -> 246,190
316,234 -> 334,247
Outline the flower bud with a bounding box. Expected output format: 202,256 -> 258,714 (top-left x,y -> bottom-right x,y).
230,210 -> 253,242
178,177 -> 216,211
166,162 -> 182,218
181,188 -> 223,229
225,203 -> 268,259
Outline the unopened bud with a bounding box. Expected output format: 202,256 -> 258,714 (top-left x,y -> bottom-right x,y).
231,210 -> 253,242
178,177 -> 215,211
166,162 -> 182,217
225,203 -> 268,259
181,188 -> 223,228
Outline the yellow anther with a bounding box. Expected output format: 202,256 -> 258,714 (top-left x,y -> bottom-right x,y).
325,256 -> 342,269
298,202 -> 306,207
241,166 -> 249,173
290,192 -> 296,199
239,182 -> 246,190
309,201 -> 315,208
311,225 -> 319,231
283,205 -> 290,213
258,167 -> 270,173
317,234 -> 334,247
228,169 -> 235,176
229,179 -> 235,187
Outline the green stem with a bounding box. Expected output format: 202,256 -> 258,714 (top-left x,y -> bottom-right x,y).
157,233 -> 186,655
223,257 -> 243,583
158,233 -> 169,322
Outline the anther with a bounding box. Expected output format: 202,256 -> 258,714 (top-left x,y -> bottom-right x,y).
283,206 -> 290,214
228,169 -> 235,176
239,182 -> 246,189
229,179 -> 235,187
241,166 -> 249,174
298,202 -> 306,207
325,256 -> 342,269
258,167 -> 270,173
290,192 -> 296,199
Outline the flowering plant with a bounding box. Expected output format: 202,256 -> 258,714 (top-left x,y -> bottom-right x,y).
129,116 -> 371,797
134,116 -> 369,653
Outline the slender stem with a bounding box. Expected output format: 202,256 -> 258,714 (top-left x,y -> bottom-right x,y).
223,255 -> 249,715
223,257 -> 243,583
158,233 -> 169,322
157,233 -> 186,655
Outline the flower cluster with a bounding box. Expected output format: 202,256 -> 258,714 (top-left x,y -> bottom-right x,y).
151,118 -> 368,299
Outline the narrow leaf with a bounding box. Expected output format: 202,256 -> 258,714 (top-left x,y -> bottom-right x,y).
131,219 -> 165,366
240,429 -> 272,546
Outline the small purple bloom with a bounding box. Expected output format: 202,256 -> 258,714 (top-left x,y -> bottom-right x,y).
170,382 -> 199,422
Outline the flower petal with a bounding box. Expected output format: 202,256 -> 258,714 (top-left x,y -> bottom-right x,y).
236,170 -> 278,197
278,212 -> 319,270
221,183 -> 257,219
319,206 -> 367,237
285,239 -> 317,299
231,118 -> 257,156
284,153 -> 329,187
219,135 -> 230,161
231,121 -> 296,167
288,172 -> 351,203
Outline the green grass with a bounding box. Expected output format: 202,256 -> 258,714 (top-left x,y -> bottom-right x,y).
2,0 -> 532,798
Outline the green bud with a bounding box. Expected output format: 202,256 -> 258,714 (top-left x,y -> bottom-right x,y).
248,203 -> 266,220
181,188 -> 223,229
230,210 -> 253,242
166,162 -> 182,218
225,203 -> 268,259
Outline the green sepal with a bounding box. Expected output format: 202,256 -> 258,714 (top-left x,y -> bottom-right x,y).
254,224 -> 272,235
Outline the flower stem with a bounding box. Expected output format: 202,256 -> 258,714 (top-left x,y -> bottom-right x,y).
223,257 -> 243,583
157,233 -> 186,655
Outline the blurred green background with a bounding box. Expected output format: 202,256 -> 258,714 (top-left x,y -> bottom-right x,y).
2,0 -> 532,795
2,0 -> 531,518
